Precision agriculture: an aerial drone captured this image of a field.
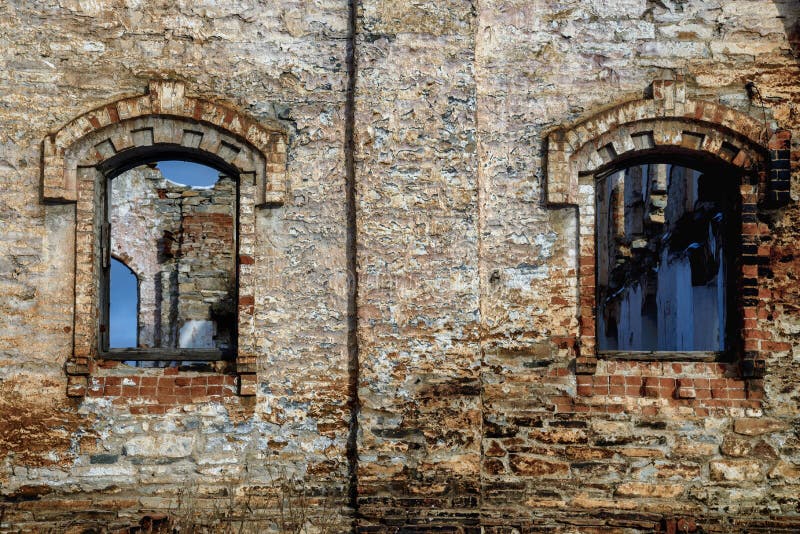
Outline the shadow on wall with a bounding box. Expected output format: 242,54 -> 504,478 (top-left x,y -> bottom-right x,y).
773,0 -> 800,60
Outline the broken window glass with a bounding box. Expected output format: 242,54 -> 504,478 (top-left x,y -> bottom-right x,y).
596,163 -> 737,352
106,161 -> 237,357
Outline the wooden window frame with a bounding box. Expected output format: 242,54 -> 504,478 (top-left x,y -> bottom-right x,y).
99,156 -> 241,363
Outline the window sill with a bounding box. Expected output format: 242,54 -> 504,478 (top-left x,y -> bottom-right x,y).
99,348 -> 234,361
597,350 -> 723,362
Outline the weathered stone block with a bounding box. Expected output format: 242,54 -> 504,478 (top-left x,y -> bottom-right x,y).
124,435 -> 194,458
733,418 -> 788,436
509,455 -> 569,477
616,482 -> 684,498
709,460 -> 764,482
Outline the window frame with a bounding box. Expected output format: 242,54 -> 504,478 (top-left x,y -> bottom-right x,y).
42,81 -> 288,396
543,79 -> 770,374
590,156 -> 744,362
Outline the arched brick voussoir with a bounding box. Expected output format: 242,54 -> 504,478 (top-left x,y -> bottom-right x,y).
42,80 -> 287,204
545,89 -> 769,205
65,117 -> 263,174
574,118 -> 767,174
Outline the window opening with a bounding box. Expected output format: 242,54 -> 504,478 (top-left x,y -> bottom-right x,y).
105,160 -> 238,359
596,162 -> 738,353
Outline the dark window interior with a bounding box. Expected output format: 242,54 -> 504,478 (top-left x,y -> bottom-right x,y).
596,162 -> 738,353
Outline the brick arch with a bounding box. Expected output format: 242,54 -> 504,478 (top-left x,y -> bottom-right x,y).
545,79 -> 769,205
42,80 -> 288,206
109,253 -> 140,283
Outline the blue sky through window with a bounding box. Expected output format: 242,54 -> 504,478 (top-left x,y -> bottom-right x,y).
156,160 -> 220,188
110,258 -> 138,348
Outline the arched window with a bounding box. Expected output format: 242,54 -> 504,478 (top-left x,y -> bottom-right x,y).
544,79 -> 769,373
109,257 -> 139,349
106,160 -> 237,358
44,81 -> 288,395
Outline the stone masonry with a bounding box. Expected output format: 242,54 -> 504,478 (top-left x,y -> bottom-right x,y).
0,0 -> 799,532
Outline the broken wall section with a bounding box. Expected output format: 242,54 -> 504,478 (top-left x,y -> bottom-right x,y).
110,165 -> 236,351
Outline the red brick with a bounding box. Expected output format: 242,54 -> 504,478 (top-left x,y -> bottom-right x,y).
711,388 -> 729,400
609,375 -> 625,386
106,104 -> 120,123
742,223 -> 758,235
592,375 -> 609,386
743,329 -> 769,340
762,341 -> 791,352
694,388 -> 712,400
157,395 -> 177,405
728,388 -> 746,400
644,386 -> 660,398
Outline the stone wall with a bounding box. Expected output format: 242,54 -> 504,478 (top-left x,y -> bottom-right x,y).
0,0 -> 354,531
1,0 -> 799,532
